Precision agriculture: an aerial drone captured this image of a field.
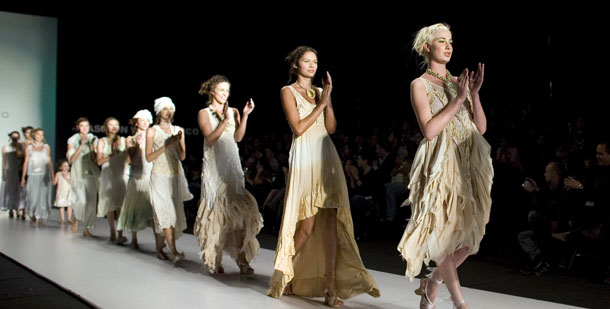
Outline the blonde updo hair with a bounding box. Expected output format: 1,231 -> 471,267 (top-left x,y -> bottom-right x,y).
413,23 -> 451,66
198,75 -> 230,106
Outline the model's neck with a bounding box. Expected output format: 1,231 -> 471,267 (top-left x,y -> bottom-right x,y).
428,62 -> 447,76
296,76 -> 312,88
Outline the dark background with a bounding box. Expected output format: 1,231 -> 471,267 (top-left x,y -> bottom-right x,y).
1,5 -> 598,161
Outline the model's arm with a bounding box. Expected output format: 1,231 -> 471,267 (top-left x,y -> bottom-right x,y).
234,99 -> 254,142
320,72 -> 336,134
46,145 -> 54,176
411,70 -> 470,141
145,127 -> 162,163
1,148 -> 7,181
468,63 -> 487,134
198,107 -> 229,146
281,88 -> 329,137
20,146 -> 30,187
177,127 -> 186,161
68,137 -> 83,164
96,138 -> 110,166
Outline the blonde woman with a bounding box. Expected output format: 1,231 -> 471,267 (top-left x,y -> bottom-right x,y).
268,46 -> 380,307
145,97 -> 192,263
21,128 -> 54,227
397,23 -> 493,309
194,75 -> 263,274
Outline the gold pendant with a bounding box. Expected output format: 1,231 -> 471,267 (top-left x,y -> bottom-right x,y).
306,88 -> 316,99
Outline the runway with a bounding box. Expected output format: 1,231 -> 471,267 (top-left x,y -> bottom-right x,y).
0,211 -> 581,308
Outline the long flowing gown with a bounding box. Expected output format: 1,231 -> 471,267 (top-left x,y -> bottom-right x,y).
97,136 -> 128,217
25,144 -> 52,220
117,135 -> 154,232
149,125 -> 192,239
67,133 -> 100,229
1,144 -> 22,211
194,107 -> 263,272
268,86 -> 380,299
397,78 -> 494,280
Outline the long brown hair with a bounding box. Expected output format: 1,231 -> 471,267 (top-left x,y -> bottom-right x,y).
198,75 -> 230,106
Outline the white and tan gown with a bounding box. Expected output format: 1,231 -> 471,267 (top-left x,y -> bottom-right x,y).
149,125 -> 192,239
67,133 -> 100,229
397,78 -> 494,280
194,107 -> 263,272
25,144 -> 52,221
268,86 -> 380,299
97,136 -> 129,217
117,135 -> 154,232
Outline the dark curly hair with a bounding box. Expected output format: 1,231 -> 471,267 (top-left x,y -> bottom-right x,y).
285,46 -> 318,82
198,75 -> 230,106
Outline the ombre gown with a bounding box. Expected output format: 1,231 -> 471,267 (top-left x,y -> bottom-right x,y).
25,144 -> 52,221
67,133 -> 100,229
97,137 -> 129,217
268,86 -> 380,299
397,78 -> 494,280
194,107 -> 263,273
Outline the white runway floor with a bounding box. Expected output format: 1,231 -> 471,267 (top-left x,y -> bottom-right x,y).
1,211 -> 581,309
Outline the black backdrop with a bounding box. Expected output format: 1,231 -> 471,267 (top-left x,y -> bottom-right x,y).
0,5 -> 598,160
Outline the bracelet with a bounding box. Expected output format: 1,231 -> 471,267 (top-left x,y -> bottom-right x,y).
578,183 -> 584,190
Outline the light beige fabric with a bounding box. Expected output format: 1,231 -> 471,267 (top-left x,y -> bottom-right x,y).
194,107 -> 263,273
397,78 -> 493,280
268,86 -> 380,299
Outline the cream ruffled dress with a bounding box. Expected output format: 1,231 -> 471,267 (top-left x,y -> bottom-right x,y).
194,107 -> 263,272
397,78 -> 494,280
268,86 -> 380,299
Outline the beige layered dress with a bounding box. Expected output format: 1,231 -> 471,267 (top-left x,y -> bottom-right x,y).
268,86 -> 380,299
397,78 -> 494,280
194,107 -> 263,272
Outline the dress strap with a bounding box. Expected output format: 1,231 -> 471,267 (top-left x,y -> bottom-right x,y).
418,77 -> 432,94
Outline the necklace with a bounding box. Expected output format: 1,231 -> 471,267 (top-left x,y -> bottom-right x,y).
209,105 -> 225,122
296,82 -> 316,99
426,68 -> 458,95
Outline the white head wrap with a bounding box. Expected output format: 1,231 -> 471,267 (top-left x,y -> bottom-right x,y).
132,109 -> 153,123
154,97 -> 175,114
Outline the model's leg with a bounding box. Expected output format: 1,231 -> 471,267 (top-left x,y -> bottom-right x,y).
59,207 -> 65,223
107,211 -> 116,241
235,228 -> 254,274
437,250 -> 469,308
116,209 -> 127,244
294,215 -> 316,253
164,227 -> 184,263
131,231 -> 139,249
154,225 -> 168,260
322,209 -> 343,307
67,206 -> 73,223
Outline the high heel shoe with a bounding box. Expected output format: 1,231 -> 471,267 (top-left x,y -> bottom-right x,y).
415,278 -> 435,309
324,288 -> 344,308
453,299 -> 467,308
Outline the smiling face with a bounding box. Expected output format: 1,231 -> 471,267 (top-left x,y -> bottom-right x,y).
60,161 -> 70,172
105,119 -> 119,135
212,82 -> 231,105
426,29 -> 453,65
296,51 -> 318,78
77,121 -> 90,135
596,143 -> 610,166
158,106 -> 175,122
136,118 -> 150,131
32,130 -> 44,143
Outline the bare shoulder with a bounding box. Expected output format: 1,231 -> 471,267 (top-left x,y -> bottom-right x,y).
411,78 -> 426,91
146,126 -> 156,137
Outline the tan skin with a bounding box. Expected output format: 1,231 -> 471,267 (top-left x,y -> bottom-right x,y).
279,51 -> 342,306
53,161 -> 73,224
21,130 -> 54,226
410,29 -> 487,308
197,81 -> 255,273
145,106 -> 186,262
66,121 -> 96,235
96,119 -> 128,243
